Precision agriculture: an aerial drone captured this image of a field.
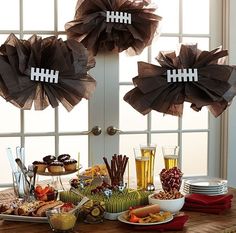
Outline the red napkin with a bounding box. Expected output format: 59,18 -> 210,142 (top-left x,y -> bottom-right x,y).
184,193 -> 233,205
131,215 -> 189,231
184,202 -> 231,209
182,194 -> 233,214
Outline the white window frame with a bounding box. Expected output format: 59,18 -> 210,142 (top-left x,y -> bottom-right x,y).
0,0 -> 227,188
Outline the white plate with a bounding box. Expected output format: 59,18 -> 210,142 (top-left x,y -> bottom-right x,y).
104,211 -> 127,220
184,189 -> 228,193
117,211 -> 173,226
183,189 -> 228,196
0,214 -> 47,223
184,178 -> 227,187
184,186 -> 227,191
184,185 -> 227,191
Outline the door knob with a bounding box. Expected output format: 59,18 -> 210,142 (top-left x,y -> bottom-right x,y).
106,126 -> 121,136
82,126 -> 102,136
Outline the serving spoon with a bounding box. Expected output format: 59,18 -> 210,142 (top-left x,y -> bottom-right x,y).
15,158 -> 30,186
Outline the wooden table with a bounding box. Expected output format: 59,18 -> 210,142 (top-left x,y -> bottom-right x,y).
0,188 -> 236,233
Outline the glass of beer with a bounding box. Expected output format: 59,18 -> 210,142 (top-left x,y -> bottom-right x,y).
134,148 -> 150,190
162,146 -> 179,169
140,144 -> 156,187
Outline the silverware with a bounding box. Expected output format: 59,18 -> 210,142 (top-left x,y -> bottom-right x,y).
15,158 -> 30,186
31,166 -> 38,193
68,196 -> 90,214
27,165 -> 34,192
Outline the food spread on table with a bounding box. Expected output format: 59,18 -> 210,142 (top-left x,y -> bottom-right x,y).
0,149 -> 231,233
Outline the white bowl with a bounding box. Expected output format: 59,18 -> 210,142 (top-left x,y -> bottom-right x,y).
148,194 -> 185,213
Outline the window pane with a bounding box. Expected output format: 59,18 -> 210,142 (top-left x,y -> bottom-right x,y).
182,103 -> 208,130
59,136 -> 88,169
0,137 -> 20,184
182,132 -> 208,176
0,99 -> 20,133
182,37 -> 209,50
58,34 -> 67,40
151,37 -> 179,63
25,136 -> 55,166
0,35 -> 14,44
183,0 -> 209,34
119,50 -> 148,82
58,0 -> 77,31
58,100 -> 88,132
23,0 -> 54,30
156,0 -> 179,33
24,108 -> 55,133
151,133 -> 178,176
0,0 -> 19,30
151,112 -> 178,130
23,34 -> 54,39
120,86 -> 147,131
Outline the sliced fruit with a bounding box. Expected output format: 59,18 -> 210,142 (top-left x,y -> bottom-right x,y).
91,207 -> 101,217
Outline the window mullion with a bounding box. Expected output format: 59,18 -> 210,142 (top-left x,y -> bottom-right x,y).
55,108 -> 59,157
179,0 -> 183,43
19,0 -> 23,38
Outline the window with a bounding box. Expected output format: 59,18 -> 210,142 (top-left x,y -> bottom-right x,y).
119,0 -> 222,179
0,0 -> 222,187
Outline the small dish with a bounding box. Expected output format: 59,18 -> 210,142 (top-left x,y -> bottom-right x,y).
46,208 -> 78,232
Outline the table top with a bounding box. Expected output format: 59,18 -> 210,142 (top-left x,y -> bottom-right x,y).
0,188 -> 236,233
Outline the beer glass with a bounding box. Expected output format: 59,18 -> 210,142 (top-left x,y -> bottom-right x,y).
140,144 -> 156,187
134,148 -> 149,190
162,146 -> 179,169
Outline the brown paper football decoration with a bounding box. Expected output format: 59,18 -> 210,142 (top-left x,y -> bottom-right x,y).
65,0 -> 162,56
124,44 -> 236,117
0,33 -> 96,111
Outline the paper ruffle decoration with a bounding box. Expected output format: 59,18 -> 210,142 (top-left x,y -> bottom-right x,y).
0,33 -> 96,111
124,44 -> 236,117
65,0 -> 162,56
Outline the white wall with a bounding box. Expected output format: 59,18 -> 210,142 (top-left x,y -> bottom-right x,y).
227,0 -> 236,188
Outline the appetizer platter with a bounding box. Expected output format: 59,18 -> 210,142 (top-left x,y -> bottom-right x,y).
0,199 -> 64,222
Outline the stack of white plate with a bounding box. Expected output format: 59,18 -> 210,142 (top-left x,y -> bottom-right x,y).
183,178 -> 228,195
